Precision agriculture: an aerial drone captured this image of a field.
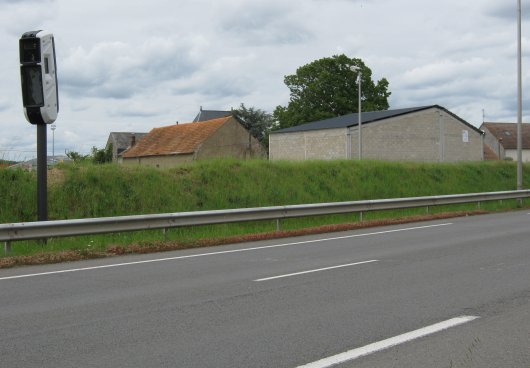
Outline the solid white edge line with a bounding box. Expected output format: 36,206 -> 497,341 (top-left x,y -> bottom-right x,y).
0,222 -> 452,281
296,315 -> 480,368
254,260 -> 379,282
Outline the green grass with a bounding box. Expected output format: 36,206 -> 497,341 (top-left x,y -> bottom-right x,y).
1,159 -> 529,259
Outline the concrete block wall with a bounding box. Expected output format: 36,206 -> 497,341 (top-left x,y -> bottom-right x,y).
352,108 -> 483,162
269,128 -> 347,161
353,109 -> 439,161
270,107 -> 484,162
442,113 -> 483,161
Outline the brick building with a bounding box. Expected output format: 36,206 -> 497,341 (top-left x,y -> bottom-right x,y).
269,105 -> 484,162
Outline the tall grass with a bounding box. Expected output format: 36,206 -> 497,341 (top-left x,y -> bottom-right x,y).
0,167 -> 36,223
1,159 -> 529,257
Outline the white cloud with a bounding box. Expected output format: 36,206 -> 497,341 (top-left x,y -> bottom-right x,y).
60,37 -> 202,99
400,58 -> 492,89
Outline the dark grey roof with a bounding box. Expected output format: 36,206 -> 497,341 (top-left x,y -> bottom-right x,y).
271,105 -> 483,135
107,132 -> 148,150
192,109 -> 232,122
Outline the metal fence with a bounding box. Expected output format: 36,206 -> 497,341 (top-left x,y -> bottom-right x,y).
2,190 -> 530,253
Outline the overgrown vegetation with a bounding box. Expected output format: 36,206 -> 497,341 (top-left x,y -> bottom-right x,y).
1,159 -> 529,263
66,144 -> 113,164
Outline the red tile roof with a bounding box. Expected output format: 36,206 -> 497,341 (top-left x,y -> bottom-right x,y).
483,145 -> 499,160
123,117 -> 231,158
482,122 -> 530,150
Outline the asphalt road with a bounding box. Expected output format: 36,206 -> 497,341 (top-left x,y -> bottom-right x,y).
1,210 -> 529,367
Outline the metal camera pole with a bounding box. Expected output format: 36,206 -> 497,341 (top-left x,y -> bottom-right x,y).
37,124 -> 47,221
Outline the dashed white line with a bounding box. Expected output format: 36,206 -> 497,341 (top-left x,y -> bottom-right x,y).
254,260 -> 379,282
296,315 -> 480,368
0,222 -> 452,281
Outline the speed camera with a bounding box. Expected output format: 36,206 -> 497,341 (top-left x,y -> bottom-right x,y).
20,30 -> 59,124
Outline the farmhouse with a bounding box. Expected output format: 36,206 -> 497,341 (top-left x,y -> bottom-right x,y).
121,116 -> 265,168
480,122 -> 530,161
269,105 -> 484,162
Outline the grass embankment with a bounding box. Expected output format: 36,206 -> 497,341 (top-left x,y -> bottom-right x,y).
1,159 -> 528,266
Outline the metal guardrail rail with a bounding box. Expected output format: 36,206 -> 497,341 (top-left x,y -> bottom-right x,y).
1,190 -> 530,251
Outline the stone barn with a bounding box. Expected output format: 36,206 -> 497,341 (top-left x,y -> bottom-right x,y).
122,116 -> 266,168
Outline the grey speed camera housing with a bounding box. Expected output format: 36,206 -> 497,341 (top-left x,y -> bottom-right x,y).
20,30 -> 59,125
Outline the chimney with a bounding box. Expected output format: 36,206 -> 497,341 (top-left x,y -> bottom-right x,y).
130,134 -> 136,147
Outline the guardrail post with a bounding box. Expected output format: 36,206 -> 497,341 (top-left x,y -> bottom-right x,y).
276,219 -> 281,232
477,201 -> 481,210
163,228 -> 168,241
426,205 -> 430,214
359,211 -> 363,222
4,241 -> 11,254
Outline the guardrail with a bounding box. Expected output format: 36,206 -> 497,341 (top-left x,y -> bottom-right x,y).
2,190 -> 530,253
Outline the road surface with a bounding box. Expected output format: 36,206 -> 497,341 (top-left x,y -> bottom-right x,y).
1,210 -> 529,367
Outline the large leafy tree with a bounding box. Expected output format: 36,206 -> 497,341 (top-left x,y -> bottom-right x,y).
273,54 -> 391,129
232,103 -> 275,143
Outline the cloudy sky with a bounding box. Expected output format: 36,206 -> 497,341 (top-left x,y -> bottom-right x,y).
0,0 -> 529,160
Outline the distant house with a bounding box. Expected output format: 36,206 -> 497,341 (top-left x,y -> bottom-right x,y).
9,155 -> 71,170
121,116 -> 266,168
480,122 -> 530,161
269,105 -> 484,162
192,107 -> 232,122
106,132 -> 148,162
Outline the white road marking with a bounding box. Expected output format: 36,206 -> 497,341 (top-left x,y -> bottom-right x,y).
0,222 -> 452,281
296,315 -> 480,368
254,260 -> 379,282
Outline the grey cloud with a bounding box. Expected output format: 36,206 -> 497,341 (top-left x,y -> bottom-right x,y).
1,0 -> 53,3
312,0 -> 373,2
201,78 -> 254,97
391,58 -> 506,113
484,1 -> 530,20
221,4 -> 313,45
499,91 -> 530,117
108,108 -> 166,118
399,58 -> 492,90
60,38 -> 201,100
172,72 -> 254,99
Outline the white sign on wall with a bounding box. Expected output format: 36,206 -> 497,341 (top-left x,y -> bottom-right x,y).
462,130 -> 469,143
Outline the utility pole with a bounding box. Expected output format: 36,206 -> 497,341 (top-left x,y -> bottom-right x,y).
517,0 -> 523,191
